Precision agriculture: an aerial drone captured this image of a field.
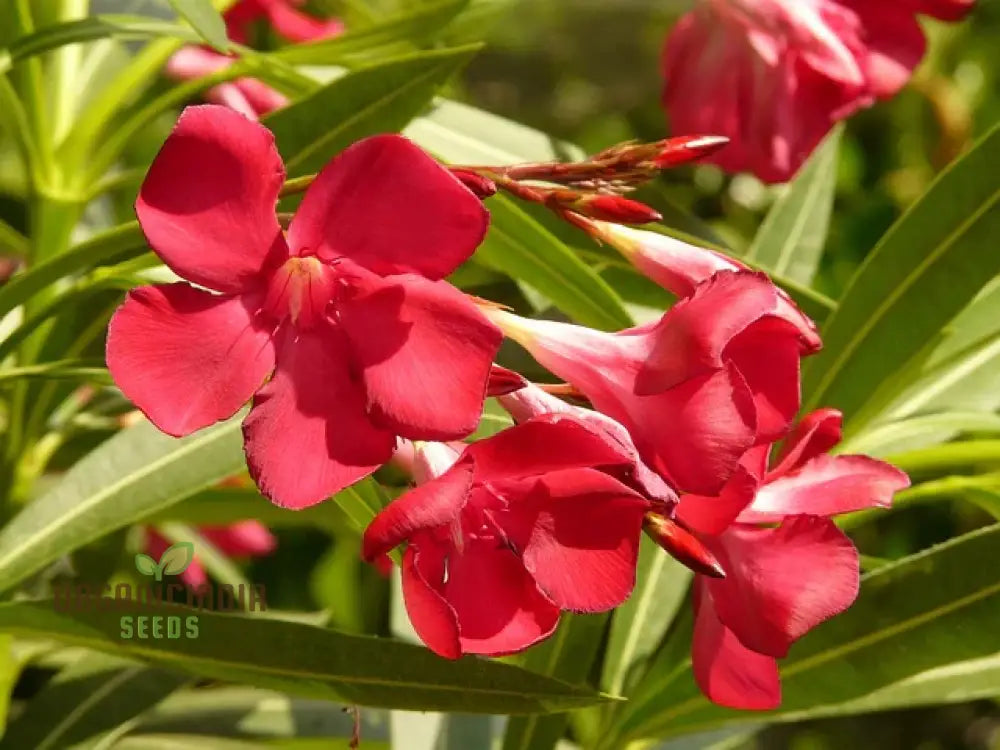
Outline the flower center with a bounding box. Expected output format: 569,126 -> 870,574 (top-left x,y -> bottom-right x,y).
262,255 -> 337,329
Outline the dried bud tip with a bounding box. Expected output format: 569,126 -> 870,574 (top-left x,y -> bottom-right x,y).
653,135 -> 730,168
570,194 -> 662,225
643,512 -> 725,578
487,365 -> 529,397
450,169 -> 498,199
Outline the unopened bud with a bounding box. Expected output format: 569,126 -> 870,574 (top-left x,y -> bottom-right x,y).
652,135 -> 729,168
450,169 -> 497,199
643,512 -> 725,578
487,365 -> 529,397
568,194 -> 662,225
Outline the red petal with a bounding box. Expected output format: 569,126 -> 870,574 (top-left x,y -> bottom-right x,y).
725,317 -> 803,442
707,516 -> 860,658
443,540 -> 560,656
692,580 -> 781,710
636,271 -> 778,395
504,468 -> 648,612
637,364 -> 758,496
362,460 -> 474,561
771,408 -> 843,476
243,325 -> 395,509
136,105 -> 287,294
338,273 -> 501,440
464,415 -> 633,482
265,0 -> 344,41
402,542 -> 461,659
677,463 -> 760,536
106,284 -> 275,437
742,454 -> 909,523
287,135 -> 488,279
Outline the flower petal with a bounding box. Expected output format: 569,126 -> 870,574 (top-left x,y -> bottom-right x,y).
265,0 -> 345,41
337,273 -> 501,440
692,580 -> 781,710
362,460 -> 474,561
504,468 -> 648,612
106,283 -> 275,437
243,325 -> 395,509
402,542 -> 462,659
742,454 -> 910,523
464,415 -> 635,482
707,516 -> 860,658
771,408 -> 843,476
724,316 -> 804,442
288,134 -> 488,279
444,540 -> 560,656
676,463 -> 759,536
636,271 -> 778,395
136,105 -> 287,294
201,521 -> 277,557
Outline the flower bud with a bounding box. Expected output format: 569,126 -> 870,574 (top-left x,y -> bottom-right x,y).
569,194 -> 662,224
651,135 -> 730,168
643,512 -> 725,578
486,364 -> 529,397
450,169 -> 498,199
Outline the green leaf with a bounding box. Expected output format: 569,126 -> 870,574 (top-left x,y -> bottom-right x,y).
0,653 -> 189,750
145,487 -> 346,532
840,411 -> 1000,456
745,125 -> 842,285
601,538 -> 692,698
801,123 -> 1000,430
166,0 -> 230,51
0,358 -> 109,385
611,523 -> 1000,743
0,217 -> 27,255
158,541 -> 196,577
272,0 -> 469,64
265,46 -> 481,176
0,602 -> 609,714
477,196 -> 633,330
0,16 -> 201,76
0,222 -> 146,321
134,553 -> 158,578
502,613 -> 610,750
0,418 -> 246,594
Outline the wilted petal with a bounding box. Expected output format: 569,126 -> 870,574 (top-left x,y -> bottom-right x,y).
106,283 -> 275,437
243,325 -> 395,509
136,105 -> 286,294
692,581 -> 781,710
288,134 -> 488,280
338,273 -> 501,440
707,516 -> 860,658
444,541 -> 560,656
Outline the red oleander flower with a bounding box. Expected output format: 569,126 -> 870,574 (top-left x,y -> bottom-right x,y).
362,417 -> 654,658
661,0 -> 974,182
487,269 -> 818,496
144,521 -> 276,587
670,409 -> 910,709
106,105 -> 500,509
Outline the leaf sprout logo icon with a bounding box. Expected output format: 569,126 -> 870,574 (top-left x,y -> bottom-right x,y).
134,541 -> 195,581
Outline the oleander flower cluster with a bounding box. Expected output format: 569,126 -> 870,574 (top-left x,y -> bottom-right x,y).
106,97 -> 909,711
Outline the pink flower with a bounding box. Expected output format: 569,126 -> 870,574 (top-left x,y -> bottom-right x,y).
165,0 -> 344,119
144,521 -> 276,587
107,105 -> 501,508
672,409 -> 910,709
165,47 -> 289,119
362,417 -> 654,658
486,269 -> 817,496
662,0 -> 974,182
